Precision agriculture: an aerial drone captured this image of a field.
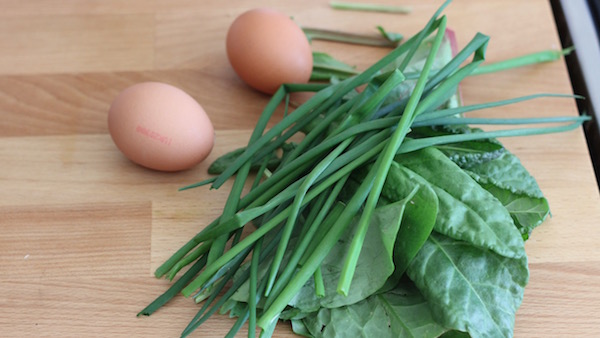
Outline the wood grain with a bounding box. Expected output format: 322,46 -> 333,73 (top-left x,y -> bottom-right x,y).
0,14 -> 155,75
0,202 -> 152,278
1,0 -> 599,337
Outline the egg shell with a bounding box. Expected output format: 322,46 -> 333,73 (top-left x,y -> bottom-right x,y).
226,8 -> 313,94
108,82 -> 214,172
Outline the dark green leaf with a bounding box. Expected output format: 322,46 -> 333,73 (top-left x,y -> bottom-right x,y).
407,232 -> 528,338
395,147 -> 526,259
436,140 -> 505,168
219,297 -> 248,318
311,52 -> 359,81
438,330 -> 471,338
312,52 -> 358,74
292,280 -> 448,338
289,198 -> 410,311
481,183 -> 549,237
380,162 -> 439,279
465,151 -> 545,199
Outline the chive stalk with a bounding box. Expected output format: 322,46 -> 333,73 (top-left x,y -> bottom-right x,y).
338,15 -> 449,296
303,27 -> 398,47
330,1 -> 412,14
471,47 -> 575,76
248,238 -> 262,338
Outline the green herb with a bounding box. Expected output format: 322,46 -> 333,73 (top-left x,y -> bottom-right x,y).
377,25 -> 403,44
304,27 -> 401,47
140,1 -> 590,337
471,46 -> 575,76
330,1 -> 412,14
310,51 -> 359,82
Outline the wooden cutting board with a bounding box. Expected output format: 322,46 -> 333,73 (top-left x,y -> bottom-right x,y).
1,1 -> 600,337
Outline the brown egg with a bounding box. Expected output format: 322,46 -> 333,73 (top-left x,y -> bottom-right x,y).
226,8 -> 313,94
108,82 -> 214,172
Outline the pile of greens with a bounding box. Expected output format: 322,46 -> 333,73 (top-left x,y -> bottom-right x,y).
139,2 -> 588,337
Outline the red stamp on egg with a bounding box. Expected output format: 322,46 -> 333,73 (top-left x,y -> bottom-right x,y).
136,124 -> 172,146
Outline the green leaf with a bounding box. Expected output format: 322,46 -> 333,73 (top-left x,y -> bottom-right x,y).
481,183 -> 549,237
380,162 -> 439,279
410,126 -> 506,168
311,52 -> 359,81
289,198 -> 410,311
292,280 -> 448,338
439,330 -> 472,338
461,149 -> 549,238
290,319 -> 313,337
312,52 -> 358,74
220,297 -> 248,318
296,295 -> 392,338
436,140 -> 505,168
464,151 -> 544,199
407,232 -> 529,338
394,147 -> 526,259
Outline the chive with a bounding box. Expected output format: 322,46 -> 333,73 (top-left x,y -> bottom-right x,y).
422,33 -> 490,93
166,240 -> 212,281
330,1 -> 412,14
303,27 -> 397,47
314,266 -> 326,297
225,309 -> 249,338
332,69 -> 406,134
278,93 -> 361,167
248,238 -> 262,338
402,46 -> 574,81
264,184 -> 348,309
396,1 -> 451,72
376,26 -> 403,45
261,71 -> 406,296
195,229 -> 245,300
181,231 -> 281,337
181,255 -> 245,337
182,216 -> 284,296
184,129 -> 390,297
337,15 -> 449,296
153,217 -> 219,278
206,87 -> 290,265
471,47 -> 575,76
399,119 -> 589,155
138,254 -> 207,317
415,93 -> 584,123
251,155 -> 273,190
211,18 -> 443,189
257,157 -> 378,329
210,81 -> 344,189
178,176 -> 216,191
263,138 -> 352,297
414,115 -> 590,128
